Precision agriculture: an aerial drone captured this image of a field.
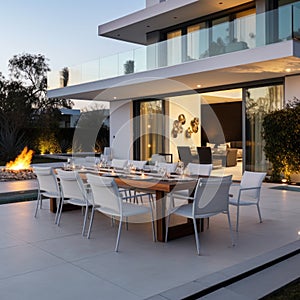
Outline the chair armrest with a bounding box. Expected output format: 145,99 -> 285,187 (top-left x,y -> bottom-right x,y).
170,192 -> 194,201
239,186 -> 261,191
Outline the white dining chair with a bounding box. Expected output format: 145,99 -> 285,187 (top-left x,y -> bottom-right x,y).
165,175 -> 234,255
157,162 -> 178,174
127,160 -> 147,171
169,163 -> 213,205
33,166 -> 61,223
111,158 -> 128,170
229,171 -> 266,231
56,169 -> 91,235
86,173 -> 156,252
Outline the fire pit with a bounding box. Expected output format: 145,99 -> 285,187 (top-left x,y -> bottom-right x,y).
0,147 -> 37,181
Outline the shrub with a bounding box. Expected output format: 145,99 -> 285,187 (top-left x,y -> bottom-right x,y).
262,98 -> 300,182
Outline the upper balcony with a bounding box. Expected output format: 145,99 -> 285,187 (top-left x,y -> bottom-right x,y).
48,3 -> 300,96
98,0 -> 252,45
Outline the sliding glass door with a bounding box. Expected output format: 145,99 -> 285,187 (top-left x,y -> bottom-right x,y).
244,84 -> 283,171
133,100 -> 165,161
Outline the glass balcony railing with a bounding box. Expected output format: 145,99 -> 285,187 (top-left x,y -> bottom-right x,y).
48,2 -> 300,90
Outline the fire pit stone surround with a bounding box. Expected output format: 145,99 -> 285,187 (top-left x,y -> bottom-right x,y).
0,168 -> 37,181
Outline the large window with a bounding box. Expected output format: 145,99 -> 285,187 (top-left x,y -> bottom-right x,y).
234,9 -> 256,48
167,30 -> 182,66
164,6 -> 256,60
187,23 -> 208,60
133,100 -> 165,160
245,84 -> 283,172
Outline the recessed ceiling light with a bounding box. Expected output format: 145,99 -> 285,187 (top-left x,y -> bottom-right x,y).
285,68 -> 291,73
197,84 -> 202,88
113,97 -> 117,100
219,2 -> 223,4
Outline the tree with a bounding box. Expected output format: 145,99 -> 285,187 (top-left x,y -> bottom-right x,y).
8,53 -> 73,128
0,53 -> 73,161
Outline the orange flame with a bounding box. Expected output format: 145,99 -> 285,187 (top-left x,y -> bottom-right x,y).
6,147 -> 34,170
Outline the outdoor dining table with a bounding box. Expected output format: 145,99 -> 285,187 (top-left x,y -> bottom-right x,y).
50,167 -> 200,242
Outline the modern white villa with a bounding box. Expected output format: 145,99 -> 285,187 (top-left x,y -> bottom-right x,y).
48,0 -> 300,178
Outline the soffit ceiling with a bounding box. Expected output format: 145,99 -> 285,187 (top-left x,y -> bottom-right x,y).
98,0 -> 254,45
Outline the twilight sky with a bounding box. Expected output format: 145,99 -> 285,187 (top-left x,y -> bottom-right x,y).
0,0 -> 144,77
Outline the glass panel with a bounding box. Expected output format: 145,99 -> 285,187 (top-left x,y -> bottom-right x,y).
187,23 -> 208,60
233,10 -> 256,49
119,51 -> 135,75
293,3 -> 300,39
139,100 -> 164,160
278,4 -> 292,40
167,30 -> 182,66
210,17 -> 229,56
245,85 -> 283,172
82,58 -> 100,83
68,65 -> 82,86
99,54 -> 119,80
134,47 -> 147,73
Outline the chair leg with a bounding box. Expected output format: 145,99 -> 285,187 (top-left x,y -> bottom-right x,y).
82,205 -> 89,236
57,197 -> 65,226
257,203 -> 263,223
87,207 -> 95,239
236,205 -> 240,232
115,217 -> 123,252
149,194 -> 156,242
193,218 -> 200,255
227,212 -> 235,247
165,213 -> 170,242
34,192 -> 41,217
54,197 -> 61,224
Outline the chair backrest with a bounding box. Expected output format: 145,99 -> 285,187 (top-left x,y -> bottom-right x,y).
157,162 -> 178,173
150,154 -> 166,163
240,171 -> 266,199
177,146 -> 194,165
103,147 -> 112,158
197,147 -> 212,164
85,156 -> 97,163
33,166 -> 60,195
127,160 -> 147,170
193,175 -> 232,216
111,159 -> 128,169
86,173 -> 121,215
186,163 -> 213,176
56,169 -> 87,201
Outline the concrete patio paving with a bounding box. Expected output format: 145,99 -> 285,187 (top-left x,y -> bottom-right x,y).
0,180 -> 299,299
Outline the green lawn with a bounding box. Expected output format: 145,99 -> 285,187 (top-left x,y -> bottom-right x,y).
263,279 -> 300,300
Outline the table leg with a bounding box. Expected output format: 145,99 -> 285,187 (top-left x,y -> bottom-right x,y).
155,191 -> 166,242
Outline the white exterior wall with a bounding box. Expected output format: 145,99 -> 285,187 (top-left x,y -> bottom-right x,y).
110,100 -> 132,159
285,75 -> 300,103
168,94 -> 201,162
